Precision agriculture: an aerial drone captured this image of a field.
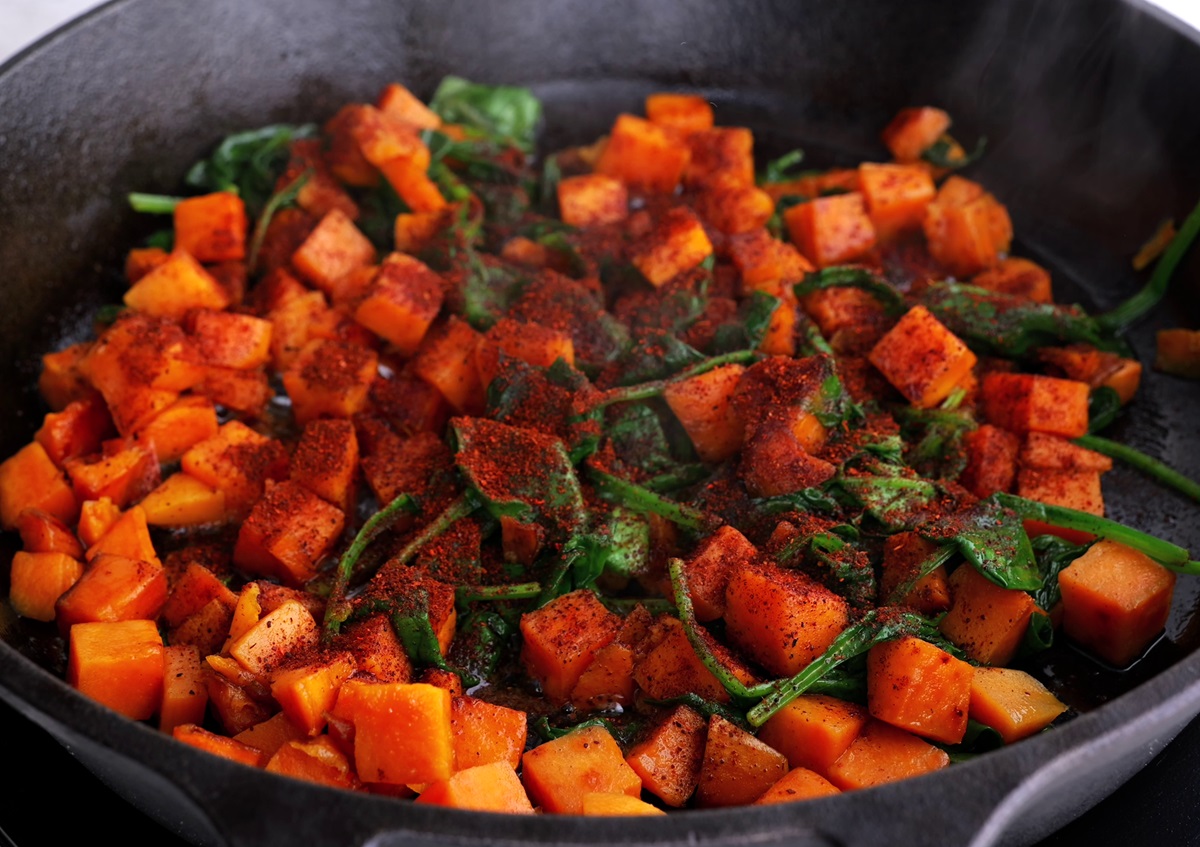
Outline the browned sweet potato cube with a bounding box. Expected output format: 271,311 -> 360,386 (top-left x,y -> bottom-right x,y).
233,480 -> 345,586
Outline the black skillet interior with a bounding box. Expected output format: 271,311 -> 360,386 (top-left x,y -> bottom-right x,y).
1,0 -> 1200,845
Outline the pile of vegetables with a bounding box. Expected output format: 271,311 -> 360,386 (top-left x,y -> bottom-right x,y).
2,76 -> 1200,815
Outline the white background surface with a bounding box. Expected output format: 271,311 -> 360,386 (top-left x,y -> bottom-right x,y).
2,0 -> 1199,65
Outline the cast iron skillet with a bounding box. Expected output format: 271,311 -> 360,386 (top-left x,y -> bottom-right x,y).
2,0 -> 1200,845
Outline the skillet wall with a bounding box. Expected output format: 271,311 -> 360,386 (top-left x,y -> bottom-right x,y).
1,0 -> 1200,844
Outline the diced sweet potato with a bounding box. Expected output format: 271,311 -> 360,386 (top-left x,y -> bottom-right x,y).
1058,539 -> 1176,667
631,207 -> 714,287
337,680 -> 455,785
15,508 -> 84,558
55,554 -> 167,634
685,127 -> 755,189
270,651 -> 357,735
869,305 -> 977,409
174,723 -> 268,768
68,619 -> 164,720
520,589 -> 622,705
451,696 -> 528,771
140,472 -> 227,528
826,720 -> 950,790
1020,433 -> 1113,472
728,228 -> 814,291
971,257 -> 1053,303
64,441 -> 160,510
662,363 -> 746,463
266,737 -> 362,791
569,606 -> 652,711
85,505 -> 159,566
959,424 -> 1020,499
77,497 -> 121,548
938,564 -> 1036,666
580,793 -> 666,816
1155,328 -> 1200,379
416,762 -> 534,813
739,421 -> 836,497
858,162 -> 937,242
969,667 -> 1067,744
233,480 -> 345,586
189,310 -> 273,370
39,342 -> 94,411
683,525 -> 758,622
134,395 -> 220,464
923,176 -> 1012,278
173,191 -> 248,262
288,419 -> 359,514
411,317 -> 485,415
233,712 -> 307,758
123,250 -> 232,320
9,550 -> 84,622
696,714 -> 789,808
723,561 -> 849,677
160,644 -> 208,734
180,421 -> 289,517
354,253 -> 445,356
878,531 -> 951,614
867,635 -> 974,745
632,614 -> 758,704
0,441 -> 79,529
784,193 -> 877,268
35,395 -> 115,467
521,725 -> 642,814
228,599 -> 320,677
645,93 -> 714,136
595,113 -> 690,194
1017,468 -> 1105,517
282,339 -> 379,426
757,694 -> 869,777
380,156 -> 448,213
376,82 -> 441,130
694,183 -> 775,236
754,767 -> 842,805
474,318 -> 576,389
557,174 -> 628,228
291,208 -> 377,296
881,107 -> 952,163
625,704 -> 707,808
980,372 -> 1090,438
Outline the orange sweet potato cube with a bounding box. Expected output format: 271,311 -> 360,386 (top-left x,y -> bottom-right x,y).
685,127 -> 755,189
337,680 -> 455,785
233,712 -> 307,758
696,714 -> 789,808
739,422 -> 836,498
416,762 -> 534,813
594,113 -> 689,194
282,339 -> 379,425
878,531 -> 952,614
64,441 -> 160,510
289,419 -> 359,514
189,310 -> 273,370
394,209 -> 449,254
9,550 -> 84,622
411,317 -> 485,414
939,564 -> 1037,666
291,208 -> 378,296
161,561 -> 237,629
867,636 -> 974,745
969,667 -> 1067,744
451,696 -> 528,771
173,191 -> 248,262
0,441 -> 79,529
557,174 -> 628,228
266,737 -> 362,791
723,561 -> 849,677
631,207 -> 714,287
354,253 -> 445,356
85,504 -> 159,565
125,246 -> 170,283
55,554 -> 167,633
228,598 -> 320,677
662,362 -> 745,463
881,107 -> 952,163
579,793 -> 666,816
1058,539 -> 1176,667
981,373 -> 1090,438
645,93 -> 714,135
959,424 -> 1021,499
520,589 -> 622,705
1017,468 -> 1105,517
345,104 -> 431,170
923,176 -> 1012,278
694,183 -> 776,236
376,82 -> 441,130
868,305 -> 977,408
123,250 -> 232,320
270,651 -> 357,735
380,156 -> 448,213
632,615 -> 756,704
754,767 -> 841,805
233,480 -> 345,586
473,318 -> 576,389
683,525 -> 758,622
77,497 -> 121,548
521,725 -> 642,814
972,257 -> 1053,303
39,342 -> 94,411
35,394 -> 115,467
757,694 -> 869,777
68,619 -> 164,720
625,704 -> 707,807
826,720 -> 949,790
175,723 -> 269,768
159,643 -> 208,734
15,508 -> 84,558
134,395 -> 220,464
784,192 -> 877,268
728,228 -> 814,290
858,162 -> 937,242
181,421 -> 289,516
